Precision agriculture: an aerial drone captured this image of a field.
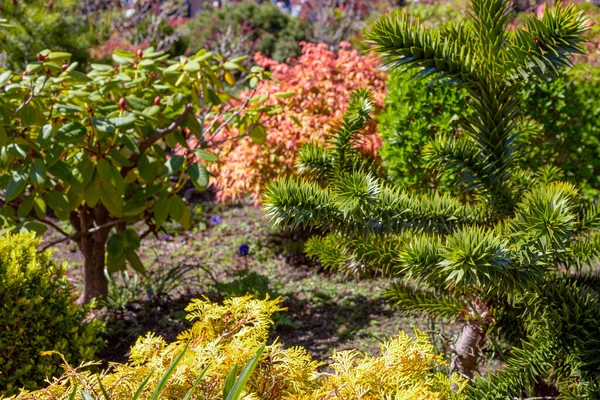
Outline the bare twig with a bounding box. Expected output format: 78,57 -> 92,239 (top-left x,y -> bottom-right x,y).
13,75 -> 50,117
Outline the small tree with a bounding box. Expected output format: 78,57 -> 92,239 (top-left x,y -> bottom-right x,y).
263,1 -> 600,397
0,48 -> 275,303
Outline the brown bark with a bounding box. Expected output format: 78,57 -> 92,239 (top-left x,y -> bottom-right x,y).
73,205 -> 111,304
451,299 -> 491,378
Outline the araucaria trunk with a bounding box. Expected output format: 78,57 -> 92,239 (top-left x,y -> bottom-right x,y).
451,299 -> 491,378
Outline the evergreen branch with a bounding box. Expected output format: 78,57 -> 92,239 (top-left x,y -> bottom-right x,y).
424,135 -> 516,213
507,2 -> 588,81
386,282 -> 466,320
366,11 -> 478,83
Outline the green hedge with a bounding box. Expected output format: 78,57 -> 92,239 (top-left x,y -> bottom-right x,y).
0,233 -> 104,396
378,66 -> 600,198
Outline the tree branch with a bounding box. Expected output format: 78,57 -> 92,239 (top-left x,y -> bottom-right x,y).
40,219 -> 122,251
132,103 -> 194,164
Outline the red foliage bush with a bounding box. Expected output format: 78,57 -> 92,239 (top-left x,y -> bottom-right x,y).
211,42 -> 387,203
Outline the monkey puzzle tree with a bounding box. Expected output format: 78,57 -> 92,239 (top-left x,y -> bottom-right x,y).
0,48 -> 275,303
263,1 -> 600,397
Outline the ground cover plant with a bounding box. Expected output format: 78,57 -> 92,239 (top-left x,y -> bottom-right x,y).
263,0 -> 600,397
0,47 -> 276,303
8,296 -> 467,400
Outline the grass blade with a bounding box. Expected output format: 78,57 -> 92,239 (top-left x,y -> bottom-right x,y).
222,363 -> 238,399
131,369 -> 154,400
225,344 -> 265,400
80,390 -> 94,400
182,363 -> 211,400
149,340 -> 190,400
97,376 -> 110,400
68,384 -> 78,400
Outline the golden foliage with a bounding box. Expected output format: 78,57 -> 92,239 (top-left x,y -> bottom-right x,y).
10,296 -> 466,400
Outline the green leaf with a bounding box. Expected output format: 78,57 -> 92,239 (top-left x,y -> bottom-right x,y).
85,178 -> 101,207
149,341 -> 190,400
194,149 -> 218,162
225,344 -> 265,400
45,190 -> 69,212
162,155 -> 185,176
107,233 -> 126,259
123,201 -> 147,217
33,196 -> 46,219
183,60 -> 201,72
273,91 -> 295,99
71,158 -> 94,189
29,159 -> 47,186
223,364 -> 238,400
17,105 -> 36,126
187,163 -> 209,189
169,195 -> 185,221
97,158 -> 125,196
38,124 -> 53,146
153,192 -> 171,228
55,122 -> 87,144
6,170 -> 28,201
131,370 -> 154,400
110,113 -> 136,130
125,248 -> 145,274
0,70 -> 12,85
138,154 -> 159,184
17,194 -> 34,218
182,364 -> 210,400
47,160 -> 73,182
179,202 -> 191,230
21,221 -> 47,235
48,52 -> 71,62
124,228 -> 141,249
80,391 -> 94,400
249,125 -> 266,144
97,159 -> 125,217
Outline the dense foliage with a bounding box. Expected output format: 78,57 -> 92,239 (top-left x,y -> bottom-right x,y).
378,69 -> 470,191
179,1 -> 307,64
10,296 -> 466,400
0,47 -> 275,302
379,61 -> 600,199
264,0 -> 600,397
0,233 -> 103,396
0,0 -> 102,71
209,42 -> 386,203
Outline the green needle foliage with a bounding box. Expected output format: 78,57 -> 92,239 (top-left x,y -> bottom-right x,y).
263,0 -> 600,397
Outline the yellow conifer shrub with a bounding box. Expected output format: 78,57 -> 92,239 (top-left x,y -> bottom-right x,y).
9,296 -> 466,400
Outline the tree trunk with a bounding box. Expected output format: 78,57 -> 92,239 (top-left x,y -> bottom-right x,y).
73,206 -> 111,304
451,299 -> 491,378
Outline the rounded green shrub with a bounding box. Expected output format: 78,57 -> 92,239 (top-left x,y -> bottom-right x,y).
520,65 -> 600,199
377,69 -> 470,191
0,233 -> 104,396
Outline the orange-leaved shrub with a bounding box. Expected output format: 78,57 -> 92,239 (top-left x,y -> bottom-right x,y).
210,42 -> 387,203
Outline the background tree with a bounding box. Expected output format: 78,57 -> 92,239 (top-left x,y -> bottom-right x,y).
263,0 -> 600,396
0,48 -> 275,303
0,0 -> 103,71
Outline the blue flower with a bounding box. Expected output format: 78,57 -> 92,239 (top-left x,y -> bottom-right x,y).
595,199 -> 598,207
160,233 -> 172,241
239,244 -> 250,256
210,216 -> 222,225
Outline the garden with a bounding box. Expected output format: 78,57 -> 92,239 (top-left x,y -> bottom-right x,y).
1,0 -> 600,398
